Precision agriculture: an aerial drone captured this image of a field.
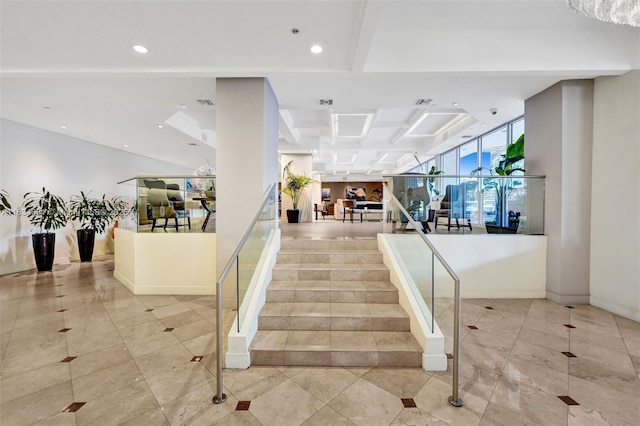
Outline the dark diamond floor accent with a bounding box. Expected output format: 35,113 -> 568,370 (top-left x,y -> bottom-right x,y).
57,309 -> 68,313
561,351 -> 576,358
485,306 -> 494,310
565,305 -> 575,309
56,295 -> 65,298
145,309 -> 154,312
163,328 -> 174,332
236,401 -> 251,411
467,325 -> 478,330
191,356 -> 203,362
557,396 -> 579,405
60,356 -> 77,363
401,398 -> 417,408
58,328 -> 71,333
563,324 -> 576,329
62,402 -> 86,412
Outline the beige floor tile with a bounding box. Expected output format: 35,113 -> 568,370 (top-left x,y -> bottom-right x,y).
146,361 -> 215,405
432,360 -> 500,401
125,330 -> 181,358
569,356 -> 640,394
287,330 -> 331,350
224,367 -> 287,400
72,359 -> 143,402
251,330 -> 289,351
160,381 -> 237,425
391,408 -> 450,425
302,405 -> 355,425
414,377 -> 488,426
116,317 -> 166,341
569,375 -> 640,425
328,378 -> 404,426
291,367 -> 360,403
508,340 -> 569,373
160,310 -> 207,329
490,378 -> 567,426
66,319 -> 124,356
0,334 -> 68,378
134,343 -> 194,378
0,362 -> 70,404
119,407 -> 169,426
75,381 -> 159,426
250,380 -> 325,426
362,368 -> 430,398
0,381 -> 74,426
479,402 -> 543,426
181,331 -> 218,355
138,295 -> 181,309
69,343 -> 132,378
212,410 -> 264,425
568,405 -> 634,426
373,332 -> 422,352
570,339 -> 636,371
32,412 -> 77,425
331,331 -> 377,351
502,358 -> 568,395
459,341 -> 510,375
151,302 -> 191,319
516,326 -> 569,352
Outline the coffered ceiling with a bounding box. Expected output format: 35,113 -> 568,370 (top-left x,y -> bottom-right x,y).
1,0 -> 638,181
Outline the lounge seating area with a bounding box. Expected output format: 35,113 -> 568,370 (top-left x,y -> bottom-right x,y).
333,198 -> 384,222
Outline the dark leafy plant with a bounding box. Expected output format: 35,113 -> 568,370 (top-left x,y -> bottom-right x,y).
427,166 -> 444,195
280,161 -> 317,210
110,195 -> 135,219
22,187 -> 68,233
68,191 -> 114,234
0,189 -> 14,215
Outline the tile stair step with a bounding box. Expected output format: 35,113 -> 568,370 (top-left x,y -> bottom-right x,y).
277,251 -> 383,265
272,264 -> 390,282
279,239 -> 379,251
266,281 -> 399,304
249,330 -> 422,367
258,302 -> 409,331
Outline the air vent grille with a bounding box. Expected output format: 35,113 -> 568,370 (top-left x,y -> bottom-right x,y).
415,98 -> 433,106
197,99 -> 215,106
320,99 -> 333,106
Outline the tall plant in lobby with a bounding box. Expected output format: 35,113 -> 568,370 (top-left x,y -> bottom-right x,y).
280,160 -> 316,223
0,190 -> 14,215
22,187 -> 68,271
68,191 -> 114,262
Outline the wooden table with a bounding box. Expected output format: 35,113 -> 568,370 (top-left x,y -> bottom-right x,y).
193,197 -> 215,231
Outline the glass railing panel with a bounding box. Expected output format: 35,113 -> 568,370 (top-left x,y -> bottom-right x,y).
117,175 -> 216,233
388,175 -> 545,235
236,186 -> 278,332
115,177 -> 138,231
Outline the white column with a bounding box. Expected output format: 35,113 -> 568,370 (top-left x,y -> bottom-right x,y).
590,71 -> 640,321
525,80 -> 594,305
216,78 -> 279,307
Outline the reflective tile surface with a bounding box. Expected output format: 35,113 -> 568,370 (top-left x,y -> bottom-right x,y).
1,253 -> 639,425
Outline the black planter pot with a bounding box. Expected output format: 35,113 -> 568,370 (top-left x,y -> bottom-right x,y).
32,233 -> 56,271
77,229 -> 96,262
485,224 -> 518,234
286,209 -> 301,223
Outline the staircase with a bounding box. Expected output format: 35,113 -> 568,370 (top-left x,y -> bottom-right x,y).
250,238 -> 422,367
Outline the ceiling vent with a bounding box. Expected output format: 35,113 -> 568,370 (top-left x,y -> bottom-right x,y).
320,99 -> 333,106
197,99 -> 215,106
415,98 -> 433,106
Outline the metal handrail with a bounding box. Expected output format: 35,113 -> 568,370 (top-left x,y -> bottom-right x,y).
212,182 -> 278,405
383,182 -> 463,407
383,174 -> 545,178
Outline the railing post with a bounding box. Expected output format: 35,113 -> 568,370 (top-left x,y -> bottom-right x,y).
448,277 -> 463,407
212,272 -> 227,404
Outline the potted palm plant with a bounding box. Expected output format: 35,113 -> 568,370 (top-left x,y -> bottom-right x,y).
22,187 -> 68,271
68,191 -> 114,262
1,190 -> 14,215
474,134 -> 525,233
280,160 -> 317,223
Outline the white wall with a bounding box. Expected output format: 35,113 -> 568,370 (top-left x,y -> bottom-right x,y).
525,80 -> 594,304
0,119 -> 191,275
590,71 -> 640,322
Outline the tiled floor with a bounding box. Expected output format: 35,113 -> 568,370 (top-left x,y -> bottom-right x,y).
1,221 -> 639,425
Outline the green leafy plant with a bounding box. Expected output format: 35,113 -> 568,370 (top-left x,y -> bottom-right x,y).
110,195 -> 135,220
280,161 -> 317,210
22,187 -> 68,233
68,191 -> 114,234
471,134 -> 525,228
427,166 -> 444,195
0,189 -> 14,215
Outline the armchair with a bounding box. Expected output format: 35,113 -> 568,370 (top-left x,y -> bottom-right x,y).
434,183 -> 473,231
143,179 -> 177,232
166,183 -> 191,230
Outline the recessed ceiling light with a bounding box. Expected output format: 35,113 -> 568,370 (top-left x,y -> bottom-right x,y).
44,106 -> 51,110
452,102 -> 459,106
157,124 -> 164,128
310,45 -> 323,54
60,125 -> 67,129
178,104 -> 188,109
133,44 -> 148,54
123,144 -> 128,148
481,123 -> 487,127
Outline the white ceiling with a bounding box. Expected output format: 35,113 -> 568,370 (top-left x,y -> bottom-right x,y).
1,0 -> 638,181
